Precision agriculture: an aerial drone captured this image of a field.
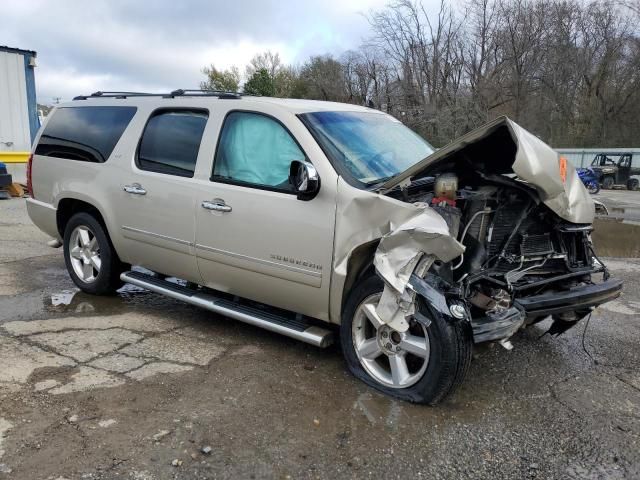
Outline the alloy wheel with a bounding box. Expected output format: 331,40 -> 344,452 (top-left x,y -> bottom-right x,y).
352,293 -> 430,389
68,225 -> 101,283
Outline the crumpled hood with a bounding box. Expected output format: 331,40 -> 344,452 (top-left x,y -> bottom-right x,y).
378,116 -> 595,224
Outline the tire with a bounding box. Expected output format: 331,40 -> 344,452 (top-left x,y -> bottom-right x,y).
588,182 -> 600,194
63,212 -> 125,295
602,176 -> 615,189
627,179 -> 639,191
340,275 -> 473,405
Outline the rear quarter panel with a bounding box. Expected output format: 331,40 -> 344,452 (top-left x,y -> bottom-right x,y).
29,105 -> 146,264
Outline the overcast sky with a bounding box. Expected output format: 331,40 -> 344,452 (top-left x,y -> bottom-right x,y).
2,0 -> 388,104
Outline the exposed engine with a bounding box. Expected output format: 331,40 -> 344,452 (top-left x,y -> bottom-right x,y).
387,168 -> 608,342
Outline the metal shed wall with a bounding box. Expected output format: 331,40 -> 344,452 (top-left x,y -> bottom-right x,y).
0,47 -> 38,154
556,148 -> 640,168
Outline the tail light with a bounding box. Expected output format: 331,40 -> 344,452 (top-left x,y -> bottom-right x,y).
26,153 -> 34,199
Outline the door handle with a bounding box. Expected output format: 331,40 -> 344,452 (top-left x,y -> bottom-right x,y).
123,183 -> 147,195
201,199 -> 232,213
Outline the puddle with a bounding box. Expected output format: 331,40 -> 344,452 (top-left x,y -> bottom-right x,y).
352,393 -> 408,429
50,289 -> 80,306
44,284 -> 171,316
592,218 -> 640,257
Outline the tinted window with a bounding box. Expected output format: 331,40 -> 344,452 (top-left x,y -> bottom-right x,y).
137,110 -> 208,177
212,112 -> 304,191
35,106 -> 137,163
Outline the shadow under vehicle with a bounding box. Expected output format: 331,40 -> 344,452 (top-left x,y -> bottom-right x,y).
590,152 -> 640,190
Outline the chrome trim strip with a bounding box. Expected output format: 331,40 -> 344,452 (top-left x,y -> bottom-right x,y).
195,243 -> 322,278
120,272 -> 333,348
121,225 -> 193,246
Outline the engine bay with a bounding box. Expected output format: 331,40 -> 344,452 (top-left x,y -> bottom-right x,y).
386,164 -> 607,341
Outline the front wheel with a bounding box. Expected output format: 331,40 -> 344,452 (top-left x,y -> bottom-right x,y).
588,182 -> 600,194
627,179 -> 639,191
602,176 -> 615,189
340,276 -> 472,405
63,212 -> 125,295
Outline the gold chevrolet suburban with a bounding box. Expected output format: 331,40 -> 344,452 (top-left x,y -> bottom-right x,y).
26,90 -> 622,404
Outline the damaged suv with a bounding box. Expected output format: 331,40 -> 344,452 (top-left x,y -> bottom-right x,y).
27,91 -> 622,404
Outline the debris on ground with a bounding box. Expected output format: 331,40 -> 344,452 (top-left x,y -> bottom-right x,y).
152,430 -> 171,442
98,419 -> 117,428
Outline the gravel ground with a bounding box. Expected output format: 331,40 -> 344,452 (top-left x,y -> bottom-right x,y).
0,198 -> 638,480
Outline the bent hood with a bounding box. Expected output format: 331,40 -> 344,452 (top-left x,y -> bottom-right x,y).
379,116 -> 595,224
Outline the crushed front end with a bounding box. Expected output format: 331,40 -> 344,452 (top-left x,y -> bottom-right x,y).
378,117 -> 622,345
449,183 -> 620,341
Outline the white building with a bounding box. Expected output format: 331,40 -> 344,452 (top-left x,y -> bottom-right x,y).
0,45 -> 39,181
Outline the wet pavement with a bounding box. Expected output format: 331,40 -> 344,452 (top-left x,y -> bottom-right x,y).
592,189 -> 640,257
0,198 -> 639,479
595,189 -> 640,221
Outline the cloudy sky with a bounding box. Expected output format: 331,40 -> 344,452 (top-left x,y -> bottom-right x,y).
2,0 -> 388,104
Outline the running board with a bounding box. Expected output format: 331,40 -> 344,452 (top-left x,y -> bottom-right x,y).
120,271 -> 334,348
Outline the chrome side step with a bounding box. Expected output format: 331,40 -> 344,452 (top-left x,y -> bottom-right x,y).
120,271 -> 334,348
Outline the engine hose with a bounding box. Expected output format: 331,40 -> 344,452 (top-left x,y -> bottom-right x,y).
452,209 -> 494,270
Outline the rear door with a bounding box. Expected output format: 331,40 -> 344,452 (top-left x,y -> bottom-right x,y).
617,154 -> 631,183
193,109 -> 336,320
112,108 -> 208,282
631,154 -> 640,177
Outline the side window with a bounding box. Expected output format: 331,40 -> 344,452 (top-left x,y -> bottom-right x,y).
35,106 -> 137,163
137,109 -> 208,178
212,111 -> 305,191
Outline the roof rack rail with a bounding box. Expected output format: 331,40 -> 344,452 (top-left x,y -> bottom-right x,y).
73,91 -> 159,100
73,89 -> 248,101
169,89 -> 242,99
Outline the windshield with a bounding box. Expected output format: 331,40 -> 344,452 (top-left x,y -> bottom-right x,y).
300,111 -> 434,185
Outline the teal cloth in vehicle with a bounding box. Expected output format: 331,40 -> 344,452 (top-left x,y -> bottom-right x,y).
215,112 -> 304,188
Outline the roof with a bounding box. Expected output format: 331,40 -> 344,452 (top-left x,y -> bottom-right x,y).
0,45 -> 37,57
65,92 -> 380,115
588,151 -> 634,155
246,97 -> 379,114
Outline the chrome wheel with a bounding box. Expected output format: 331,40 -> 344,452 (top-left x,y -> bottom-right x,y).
68,225 -> 101,283
352,293 -> 430,389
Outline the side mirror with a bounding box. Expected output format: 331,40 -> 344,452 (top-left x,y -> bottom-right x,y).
289,160 -> 320,201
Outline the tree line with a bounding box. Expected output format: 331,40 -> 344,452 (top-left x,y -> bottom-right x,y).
201,0 -> 640,148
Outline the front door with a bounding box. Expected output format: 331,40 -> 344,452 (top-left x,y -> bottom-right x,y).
194,111 -> 335,320
113,108 -> 208,282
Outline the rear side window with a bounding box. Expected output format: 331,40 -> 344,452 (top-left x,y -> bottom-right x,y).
35,106 -> 137,163
137,109 -> 208,178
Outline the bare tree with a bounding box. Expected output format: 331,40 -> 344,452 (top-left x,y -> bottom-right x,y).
201,0 -> 640,147
245,51 -> 283,79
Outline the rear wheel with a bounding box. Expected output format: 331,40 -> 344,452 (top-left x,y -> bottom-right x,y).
63,212 -> 125,295
340,275 -> 472,405
627,179 -> 639,191
587,182 -> 600,194
602,176 -> 615,189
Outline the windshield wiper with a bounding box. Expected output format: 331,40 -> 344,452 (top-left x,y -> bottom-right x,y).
365,174 -> 396,189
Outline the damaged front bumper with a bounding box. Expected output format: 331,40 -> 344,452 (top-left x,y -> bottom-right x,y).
409,273 -> 623,344
515,277 -> 623,318
410,273 -> 526,343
